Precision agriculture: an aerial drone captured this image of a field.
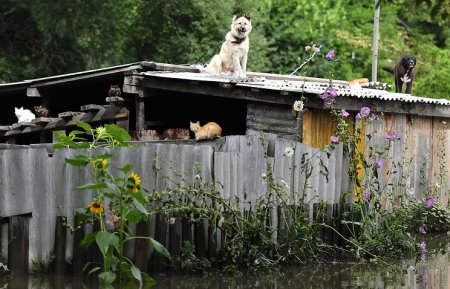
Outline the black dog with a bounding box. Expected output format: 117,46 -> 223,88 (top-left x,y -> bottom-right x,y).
382,55 -> 417,94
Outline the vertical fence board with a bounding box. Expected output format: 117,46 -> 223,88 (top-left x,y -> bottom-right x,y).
8,215 -> 30,275
54,216 -> 67,275
135,220 -> 150,272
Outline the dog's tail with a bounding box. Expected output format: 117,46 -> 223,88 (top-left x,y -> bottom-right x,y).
382,66 -> 394,74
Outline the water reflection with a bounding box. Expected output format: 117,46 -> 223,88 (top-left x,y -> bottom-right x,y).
1,235 -> 449,289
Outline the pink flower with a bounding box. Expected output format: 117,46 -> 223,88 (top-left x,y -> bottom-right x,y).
360,107 -> 371,118
326,50 -> 335,61
105,214 -> 120,231
329,87 -> 337,98
374,157 -> 382,168
387,131 -> 401,141
342,109 -> 350,118
330,135 -> 340,143
305,45 -> 312,51
423,196 -> 435,208
419,226 -> 426,234
420,241 -> 426,250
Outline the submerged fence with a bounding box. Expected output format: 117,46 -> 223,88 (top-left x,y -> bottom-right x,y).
0,131 -> 442,273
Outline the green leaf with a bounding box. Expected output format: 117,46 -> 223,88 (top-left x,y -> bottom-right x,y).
76,182 -> 108,190
75,208 -> 90,226
95,153 -> 113,160
133,198 -> 149,217
142,273 -> 156,288
126,210 -> 142,224
149,237 -> 171,260
118,164 -> 133,174
96,231 -> 119,256
65,155 -> 91,166
105,182 -> 121,196
98,271 -> 116,286
76,120 -> 92,132
130,264 -> 142,287
105,124 -> 131,145
132,191 -> 146,205
80,231 -> 98,248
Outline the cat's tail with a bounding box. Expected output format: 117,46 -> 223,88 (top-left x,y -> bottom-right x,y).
382,66 -> 394,74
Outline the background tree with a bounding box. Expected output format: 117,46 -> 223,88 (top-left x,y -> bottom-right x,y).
0,0 -> 448,98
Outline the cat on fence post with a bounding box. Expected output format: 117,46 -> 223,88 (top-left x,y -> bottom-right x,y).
189,121 -> 222,141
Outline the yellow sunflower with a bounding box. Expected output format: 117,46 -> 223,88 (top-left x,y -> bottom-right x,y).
89,201 -> 104,214
128,171 -> 141,193
92,159 -> 108,170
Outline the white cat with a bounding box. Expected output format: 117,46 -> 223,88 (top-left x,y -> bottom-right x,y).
14,107 -> 36,123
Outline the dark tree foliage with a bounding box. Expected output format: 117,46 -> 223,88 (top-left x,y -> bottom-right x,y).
0,0 -> 448,98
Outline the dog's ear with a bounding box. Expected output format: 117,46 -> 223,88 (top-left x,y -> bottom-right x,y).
233,12 -> 251,21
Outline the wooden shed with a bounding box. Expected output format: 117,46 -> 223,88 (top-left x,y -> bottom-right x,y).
2,61 -> 449,148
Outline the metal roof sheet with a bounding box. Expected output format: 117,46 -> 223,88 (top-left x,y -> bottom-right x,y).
141,71 -> 450,106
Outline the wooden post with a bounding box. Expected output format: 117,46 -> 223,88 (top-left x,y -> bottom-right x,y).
8,214 -> 30,275
72,227 -> 86,274
194,219 -> 207,259
53,216 -> 67,275
207,219 -> 217,258
136,90 -> 146,132
372,0 -> 381,82
151,213 -> 168,271
169,214 -> 182,270
134,220 -> 150,272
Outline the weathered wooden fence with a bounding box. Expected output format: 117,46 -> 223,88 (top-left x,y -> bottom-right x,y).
0,131 -> 442,274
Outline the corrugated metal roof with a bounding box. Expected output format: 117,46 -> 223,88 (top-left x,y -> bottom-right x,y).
141,71 -> 450,106
0,62 -> 142,95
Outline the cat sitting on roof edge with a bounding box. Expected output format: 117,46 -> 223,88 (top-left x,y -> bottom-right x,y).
14,107 -> 36,123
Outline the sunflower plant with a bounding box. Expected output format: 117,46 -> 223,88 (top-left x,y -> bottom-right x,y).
54,121 -> 170,288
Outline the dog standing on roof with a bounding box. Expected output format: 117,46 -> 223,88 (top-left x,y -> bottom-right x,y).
206,13 -> 252,78
382,54 -> 417,94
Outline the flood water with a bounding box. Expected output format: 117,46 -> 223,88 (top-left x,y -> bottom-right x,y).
2,235 -> 450,289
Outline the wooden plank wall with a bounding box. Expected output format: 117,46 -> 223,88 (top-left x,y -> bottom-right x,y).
0,121 -> 448,272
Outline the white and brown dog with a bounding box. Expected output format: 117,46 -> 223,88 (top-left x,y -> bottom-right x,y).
206,13 -> 252,78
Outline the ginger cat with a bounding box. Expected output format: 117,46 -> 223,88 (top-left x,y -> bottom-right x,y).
189,121 -> 222,141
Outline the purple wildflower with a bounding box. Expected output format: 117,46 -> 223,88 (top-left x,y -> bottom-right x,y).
322,91 -> 328,100
360,107 -> 371,118
324,101 -> 332,108
420,274 -> 428,285
329,87 -> 337,98
421,252 -> 426,262
330,135 -> 340,143
374,157 -> 382,168
387,131 -> 401,141
423,196 -> 435,208
355,113 -> 361,120
371,114 -> 379,121
420,241 -> 426,250
419,226 -> 427,235
326,50 -> 335,61
363,192 -> 371,202
342,109 -> 349,118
